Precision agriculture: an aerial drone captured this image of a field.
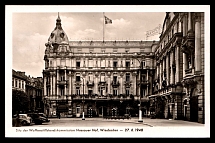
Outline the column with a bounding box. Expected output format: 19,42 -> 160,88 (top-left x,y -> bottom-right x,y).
171,49 -> 175,84
163,58 -> 165,79
176,46 -> 180,83
195,14 -> 201,72
120,73 -> 123,94
170,51 -> 173,84
178,20 -> 182,33
188,12 -> 192,31
157,63 -> 159,80
95,74 -> 98,95
159,61 -> 162,89
108,75 -> 111,94
50,73 -> 53,96
44,75 -> 47,96
166,53 -> 170,86
57,70 -> 59,96
53,72 -> 56,95
64,69 -> 67,96
183,53 -> 188,77
133,72 -> 136,95
146,70 -> 149,96
69,71 -> 72,95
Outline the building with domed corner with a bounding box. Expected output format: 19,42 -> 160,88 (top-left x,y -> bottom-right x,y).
42,14 -> 159,118
149,12 -> 205,124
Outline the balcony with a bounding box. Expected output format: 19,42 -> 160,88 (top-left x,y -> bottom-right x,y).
137,80 -> 149,86
99,81 -> 106,86
124,81 -> 132,87
87,81 -> 94,87
57,80 -> 68,85
185,68 -> 193,74
111,81 -> 120,87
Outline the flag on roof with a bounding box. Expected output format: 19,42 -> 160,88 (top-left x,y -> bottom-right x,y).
104,16 -> 112,24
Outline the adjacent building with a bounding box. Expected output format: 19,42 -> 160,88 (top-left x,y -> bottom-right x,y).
150,12 -> 205,123
12,69 -> 44,113
26,76 -> 44,113
43,14 -> 158,118
12,69 -> 27,93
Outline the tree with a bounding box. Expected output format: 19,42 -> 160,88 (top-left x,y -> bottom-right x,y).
12,90 -> 29,115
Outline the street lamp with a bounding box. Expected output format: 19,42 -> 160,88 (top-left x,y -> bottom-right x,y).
81,77 -> 85,120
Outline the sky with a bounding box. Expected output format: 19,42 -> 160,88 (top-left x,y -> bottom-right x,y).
6,5 -> 210,78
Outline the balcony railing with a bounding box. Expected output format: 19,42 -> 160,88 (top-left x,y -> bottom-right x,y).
111,81 -> 120,87
87,81 -> 94,87
57,80 -> 68,85
71,94 -> 134,100
185,68 -> 193,74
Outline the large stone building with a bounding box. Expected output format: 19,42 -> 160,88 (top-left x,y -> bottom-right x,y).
43,14 -> 158,118
149,12 -> 205,123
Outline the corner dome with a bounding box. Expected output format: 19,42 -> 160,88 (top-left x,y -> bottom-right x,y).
47,13 -> 69,45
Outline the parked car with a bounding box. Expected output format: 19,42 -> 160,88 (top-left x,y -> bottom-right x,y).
27,113 -> 50,125
13,114 -> 32,126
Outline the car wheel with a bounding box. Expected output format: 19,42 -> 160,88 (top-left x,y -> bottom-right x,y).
22,121 -> 27,126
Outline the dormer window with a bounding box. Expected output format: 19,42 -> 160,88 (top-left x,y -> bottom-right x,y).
60,32 -> 64,38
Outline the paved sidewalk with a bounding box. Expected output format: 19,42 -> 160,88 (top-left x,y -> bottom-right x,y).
49,117 -> 205,127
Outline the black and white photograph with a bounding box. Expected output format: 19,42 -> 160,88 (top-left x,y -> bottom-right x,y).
5,5 -> 210,138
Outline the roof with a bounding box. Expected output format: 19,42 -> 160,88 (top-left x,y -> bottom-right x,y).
69,40 -> 158,47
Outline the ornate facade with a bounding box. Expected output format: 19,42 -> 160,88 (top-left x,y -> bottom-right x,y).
43,15 -> 158,118
150,12 -> 205,123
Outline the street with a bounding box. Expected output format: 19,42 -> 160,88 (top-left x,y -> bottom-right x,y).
21,117 -> 205,127
13,117 -> 209,137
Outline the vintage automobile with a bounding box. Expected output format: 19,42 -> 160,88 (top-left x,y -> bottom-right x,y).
27,113 -> 50,125
13,114 -> 32,126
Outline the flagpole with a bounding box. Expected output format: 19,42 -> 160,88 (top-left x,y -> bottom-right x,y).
103,12 -> 105,42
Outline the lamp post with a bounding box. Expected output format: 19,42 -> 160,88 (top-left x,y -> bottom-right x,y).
133,56 -> 143,122
81,77 -> 85,120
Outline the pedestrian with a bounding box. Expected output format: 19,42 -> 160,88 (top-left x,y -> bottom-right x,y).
58,112 -> 61,119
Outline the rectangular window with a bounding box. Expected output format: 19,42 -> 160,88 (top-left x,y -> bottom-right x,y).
126,61 -> 130,68
88,90 -> 93,95
76,61 -> 80,68
142,75 -> 146,81
126,89 -> 130,95
12,78 -> 14,87
19,80 -> 21,88
22,81 -> 24,89
76,87 -> 80,95
100,73 -> 105,81
61,75 -> 65,81
76,106 -> 80,114
88,60 -> 93,67
126,73 -> 130,82
113,61 -> 117,68
142,61 -> 146,68
61,88 -> 64,96
113,76 -> 117,83
142,89 -> 146,96
113,48 -> 118,53
88,73 -> 93,81
101,59 -> 105,67
76,76 -> 80,82
113,89 -> 118,96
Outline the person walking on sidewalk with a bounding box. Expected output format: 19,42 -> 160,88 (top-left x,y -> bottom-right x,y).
58,112 -> 61,119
